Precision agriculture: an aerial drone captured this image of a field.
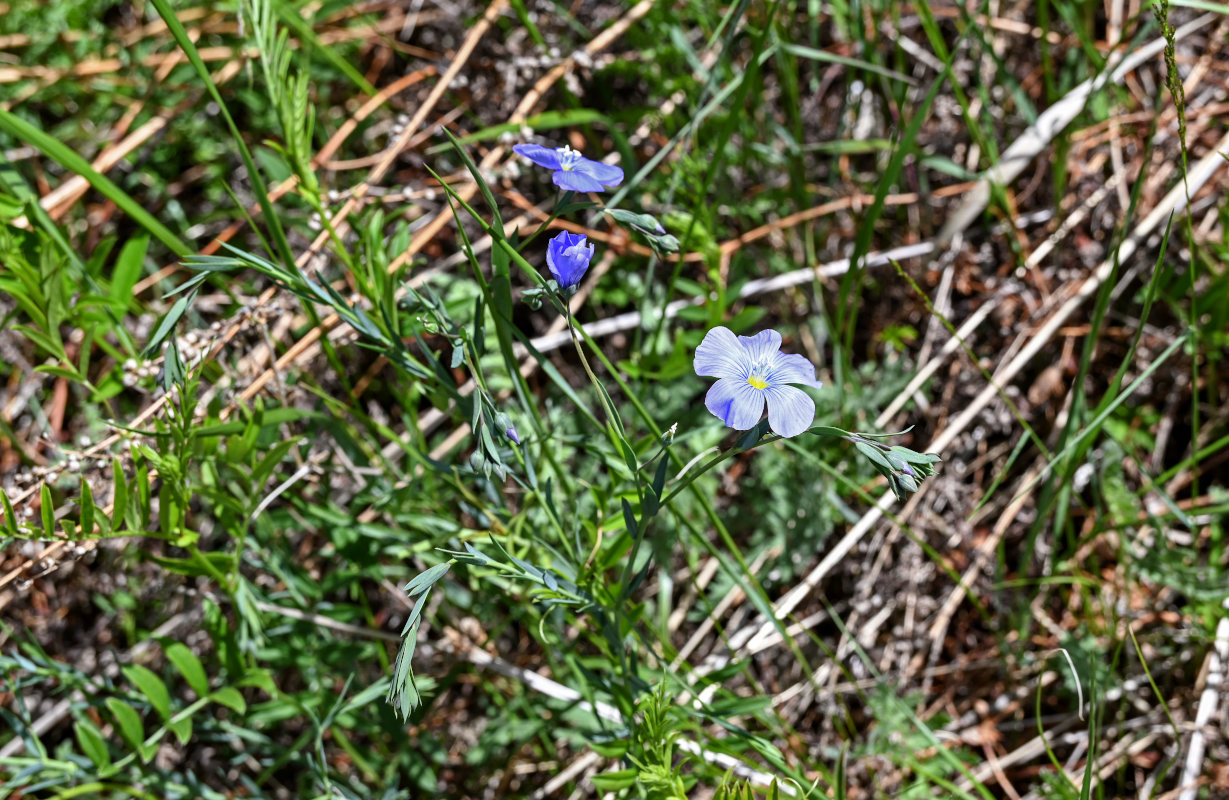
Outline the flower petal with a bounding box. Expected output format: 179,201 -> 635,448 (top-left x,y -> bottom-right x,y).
770,352 -> 822,388
694,326 -> 750,380
737,329 -> 782,364
764,385 -> 816,438
552,170 -> 605,193
513,143 -> 561,170
574,157 -> 624,187
705,377 -> 766,430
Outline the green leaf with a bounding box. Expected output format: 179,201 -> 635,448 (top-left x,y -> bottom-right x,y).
147,550 -> 235,578
2,489 -> 18,536
14,323 -> 66,362
808,425 -> 851,439
250,437 -> 300,489
589,737 -> 629,759
79,477 -> 95,537
621,498 -> 639,539
110,457 -> 128,532
141,290 -> 195,360
642,488 -> 659,519
237,669 -> 277,695
387,587 -> 431,718
889,445 -> 942,466
111,235 -> 149,310
40,483 -> 54,537
104,697 -> 145,753
164,641 -> 209,697
652,454 -> 670,501
275,6 -> 378,99
779,42 -> 915,84
209,687 -> 246,714
441,128 -> 502,230
33,364 -> 84,382
194,407 -> 320,438
454,108 -> 607,145
854,441 -> 894,473
122,664 -> 171,721
169,716 -> 193,746
709,694 -> 771,717
147,0 -> 296,272
403,561 -> 451,597
74,718 -> 111,769
0,110 -> 190,255
591,768 -> 639,791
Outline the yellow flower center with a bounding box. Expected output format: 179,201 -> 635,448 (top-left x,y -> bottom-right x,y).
746,358 -> 772,390
556,145 -> 581,171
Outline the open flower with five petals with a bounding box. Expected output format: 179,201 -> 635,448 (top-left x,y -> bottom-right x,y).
513,143 -> 624,193
693,327 -> 822,439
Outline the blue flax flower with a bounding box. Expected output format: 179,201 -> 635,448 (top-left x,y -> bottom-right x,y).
694,327 -> 821,438
513,143 -> 624,193
546,231 -> 594,289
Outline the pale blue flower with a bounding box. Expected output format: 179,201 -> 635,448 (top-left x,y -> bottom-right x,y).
546,231 -> 594,289
513,143 -> 624,193
693,327 -> 821,438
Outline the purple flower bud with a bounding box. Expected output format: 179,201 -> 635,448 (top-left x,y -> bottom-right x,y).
546,231 -> 595,290
506,425 -> 520,445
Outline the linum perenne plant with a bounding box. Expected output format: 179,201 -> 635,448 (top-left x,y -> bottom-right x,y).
382,131 -> 941,743
73,121 -> 937,791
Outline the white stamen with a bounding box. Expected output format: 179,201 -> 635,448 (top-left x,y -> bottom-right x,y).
555,145 -> 582,171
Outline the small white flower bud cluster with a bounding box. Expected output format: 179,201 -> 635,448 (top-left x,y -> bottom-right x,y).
9,444 -> 100,496
132,312 -> 157,340
510,52 -> 560,79
389,112 -> 412,140
175,329 -> 216,365
484,155 -> 525,183
564,71 -> 582,97
630,89 -> 687,147
121,357 -> 158,387
494,126 -> 538,181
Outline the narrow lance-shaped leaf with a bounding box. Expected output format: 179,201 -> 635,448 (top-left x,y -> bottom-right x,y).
40,484 -> 54,537
74,719 -> 111,769
1,490 -> 18,536
164,641 -> 209,697
122,664 -> 171,722
79,477 -> 95,537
